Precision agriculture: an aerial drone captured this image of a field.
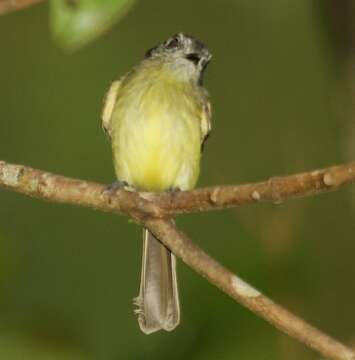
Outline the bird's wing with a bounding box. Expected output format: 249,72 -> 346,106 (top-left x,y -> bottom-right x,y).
101,80 -> 122,139
200,98 -> 212,152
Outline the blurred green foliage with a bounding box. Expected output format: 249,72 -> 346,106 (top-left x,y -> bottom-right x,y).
0,1 -> 355,359
50,0 -> 136,51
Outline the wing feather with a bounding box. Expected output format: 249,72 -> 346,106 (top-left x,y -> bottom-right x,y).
101,80 -> 122,139
200,99 -> 212,152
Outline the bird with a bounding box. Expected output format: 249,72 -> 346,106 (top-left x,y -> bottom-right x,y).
101,33 -> 212,334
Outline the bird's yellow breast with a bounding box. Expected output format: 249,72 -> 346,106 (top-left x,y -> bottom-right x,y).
111,62 -> 204,191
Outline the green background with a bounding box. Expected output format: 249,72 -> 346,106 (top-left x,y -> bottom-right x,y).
0,1 -> 355,359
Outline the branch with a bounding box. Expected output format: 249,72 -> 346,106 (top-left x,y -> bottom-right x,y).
1,159 -> 355,360
151,161 -> 355,214
0,0 -> 44,15
1,160 -> 355,216
146,219 -> 355,360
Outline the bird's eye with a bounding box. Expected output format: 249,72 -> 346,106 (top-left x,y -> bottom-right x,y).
185,53 -> 200,65
166,37 -> 179,49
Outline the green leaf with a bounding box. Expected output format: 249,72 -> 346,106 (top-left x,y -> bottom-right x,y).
50,0 -> 136,51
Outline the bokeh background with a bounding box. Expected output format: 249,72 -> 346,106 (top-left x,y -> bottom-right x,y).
1,1 -> 355,359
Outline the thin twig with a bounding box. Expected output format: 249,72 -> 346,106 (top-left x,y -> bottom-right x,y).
151,161 -> 355,214
0,159 -> 354,360
0,0 -> 44,14
146,219 -> 355,360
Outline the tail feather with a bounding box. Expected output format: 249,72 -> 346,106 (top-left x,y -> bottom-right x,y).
134,229 -> 180,334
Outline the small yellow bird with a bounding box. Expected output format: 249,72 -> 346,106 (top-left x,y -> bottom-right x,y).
102,33 -> 212,334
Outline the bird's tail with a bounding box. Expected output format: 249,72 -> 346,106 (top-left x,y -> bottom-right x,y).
134,228 -> 180,334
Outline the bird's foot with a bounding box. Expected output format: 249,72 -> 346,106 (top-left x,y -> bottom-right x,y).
103,180 -> 134,196
168,187 -> 181,194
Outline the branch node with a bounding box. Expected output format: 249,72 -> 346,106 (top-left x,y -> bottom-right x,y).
311,170 -> 322,177
251,190 -> 261,201
210,187 -> 221,204
0,163 -> 24,187
323,172 -> 335,186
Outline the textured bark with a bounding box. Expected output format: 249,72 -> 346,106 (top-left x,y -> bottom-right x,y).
1,159 -> 355,360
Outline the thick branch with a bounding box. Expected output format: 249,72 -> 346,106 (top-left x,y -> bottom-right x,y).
0,160 -> 355,217
1,159 -> 355,359
0,0 -> 44,14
